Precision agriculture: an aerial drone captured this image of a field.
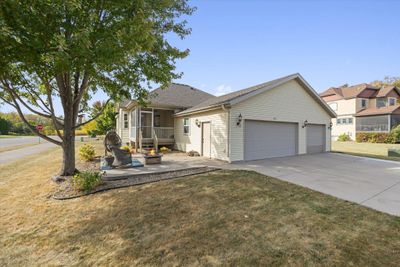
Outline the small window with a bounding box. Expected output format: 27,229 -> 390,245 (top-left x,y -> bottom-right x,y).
329,102 -> 338,111
361,99 -> 367,108
183,118 -> 190,135
348,118 -> 353,124
341,118 -> 347,124
337,119 -> 341,125
376,98 -> 387,108
389,98 -> 397,106
123,113 -> 128,128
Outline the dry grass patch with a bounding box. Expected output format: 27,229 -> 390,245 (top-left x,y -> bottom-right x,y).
1,142 -> 400,266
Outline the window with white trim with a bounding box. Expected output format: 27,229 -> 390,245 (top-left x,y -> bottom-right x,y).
389,98 -> 397,106
183,118 -> 190,135
361,99 -> 367,109
337,119 -> 341,125
123,113 -> 128,128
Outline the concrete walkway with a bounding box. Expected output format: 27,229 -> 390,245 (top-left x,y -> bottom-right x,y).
232,153 -> 400,216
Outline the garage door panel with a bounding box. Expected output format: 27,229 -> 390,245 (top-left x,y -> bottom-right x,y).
307,124 -> 325,154
244,120 -> 297,160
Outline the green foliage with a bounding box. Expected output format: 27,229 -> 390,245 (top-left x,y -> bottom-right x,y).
356,132 -> 391,143
79,144 -> 96,161
0,0 -> 194,174
337,133 -> 351,142
0,116 -> 11,134
160,146 -> 170,153
387,125 -> 400,144
81,120 -> 98,137
72,171 -> 103,192
371,76 -> 400,88
120,145 -> 131,153
94,102 -> 117,134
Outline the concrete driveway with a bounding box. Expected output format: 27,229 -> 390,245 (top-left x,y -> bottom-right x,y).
233,153 -> 400,216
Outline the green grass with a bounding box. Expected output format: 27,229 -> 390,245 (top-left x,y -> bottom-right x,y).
1,142 -> 400,266
332,141 -> 400,161
0,135 -> 22,138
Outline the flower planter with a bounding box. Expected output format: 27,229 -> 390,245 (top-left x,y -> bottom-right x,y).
143,154 -> 162,165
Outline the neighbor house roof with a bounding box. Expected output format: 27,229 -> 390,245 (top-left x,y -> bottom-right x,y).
320,84 -> 380,100
356,105 -> 400,117
320,84 -> 400,100
119,83 -> 215,109
176,73 -> 336,117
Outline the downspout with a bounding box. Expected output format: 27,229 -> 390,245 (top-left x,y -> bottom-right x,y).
221,104 -> 230,160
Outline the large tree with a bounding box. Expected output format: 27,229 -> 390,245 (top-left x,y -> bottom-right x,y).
0,0 -> 194,175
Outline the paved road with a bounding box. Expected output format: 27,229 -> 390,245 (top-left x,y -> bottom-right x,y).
0,142 -> 57,164
233,153 -> 400,216
0,136 -> 44,148
0,136 -> 87,165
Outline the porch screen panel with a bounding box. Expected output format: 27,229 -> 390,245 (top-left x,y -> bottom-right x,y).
356,115 -> 389,132
391,115 -> 400,129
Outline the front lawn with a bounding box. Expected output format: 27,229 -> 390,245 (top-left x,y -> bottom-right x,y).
1,143 -> 400,266
332,141 -> 400,161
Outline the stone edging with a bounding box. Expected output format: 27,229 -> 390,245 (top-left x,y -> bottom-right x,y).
52,167 -> 220,200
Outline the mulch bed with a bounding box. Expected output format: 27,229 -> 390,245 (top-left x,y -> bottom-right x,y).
52,166 -> 220,200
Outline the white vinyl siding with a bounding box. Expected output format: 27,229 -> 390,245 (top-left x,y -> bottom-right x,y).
174,109 -> 229,161
229,80 -> 332,162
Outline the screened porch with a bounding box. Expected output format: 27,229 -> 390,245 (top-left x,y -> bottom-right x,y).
130,107 -> 175,148
355,115 -> 399,132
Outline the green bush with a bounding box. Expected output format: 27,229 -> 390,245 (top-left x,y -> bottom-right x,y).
72,170 -> 103,191
388,125 -> 400,144
121,145 -> 131,152
79,144 -> 96,161
356,132 -> 391,143
160,146 -> 169,153
337,133 -> 351,142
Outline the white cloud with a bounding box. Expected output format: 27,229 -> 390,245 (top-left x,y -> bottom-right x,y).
214,84 -> 233,96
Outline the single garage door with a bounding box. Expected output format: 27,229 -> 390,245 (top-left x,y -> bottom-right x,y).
307,124 -> 325,154
244,120 -> 298,160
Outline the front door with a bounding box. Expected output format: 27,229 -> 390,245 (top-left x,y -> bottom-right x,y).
202,122 -> 211,158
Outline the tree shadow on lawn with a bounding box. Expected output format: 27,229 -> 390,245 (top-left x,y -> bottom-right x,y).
57,170 -> 400,266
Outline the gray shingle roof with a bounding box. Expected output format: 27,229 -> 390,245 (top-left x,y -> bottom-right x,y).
148,83 -> 215,108
176,73 -> 300,115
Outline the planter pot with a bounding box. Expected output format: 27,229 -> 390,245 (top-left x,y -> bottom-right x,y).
144,154 -> 162,165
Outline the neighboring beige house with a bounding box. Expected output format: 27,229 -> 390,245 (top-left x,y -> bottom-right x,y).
116,73 -> 336,162
320,84 -> 400,140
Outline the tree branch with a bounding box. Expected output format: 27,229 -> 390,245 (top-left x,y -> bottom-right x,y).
1,79 -> 53,119
73,98 -> 111,129
6,91 -> 62,146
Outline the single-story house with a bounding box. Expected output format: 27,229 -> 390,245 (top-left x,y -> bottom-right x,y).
116,73 -> 336,162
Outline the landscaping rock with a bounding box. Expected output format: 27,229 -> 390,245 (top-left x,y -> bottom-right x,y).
187,150 -> 200,157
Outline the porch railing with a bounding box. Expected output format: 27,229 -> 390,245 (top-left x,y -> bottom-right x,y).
134,126 -> 174,139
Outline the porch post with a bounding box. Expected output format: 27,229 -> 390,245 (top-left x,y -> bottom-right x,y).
136,107 -> 140,153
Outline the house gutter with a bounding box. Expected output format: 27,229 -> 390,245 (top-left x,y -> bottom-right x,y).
174,104 -> 231,117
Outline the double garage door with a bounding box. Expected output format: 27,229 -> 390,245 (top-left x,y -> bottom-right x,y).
244,120 -> 325,161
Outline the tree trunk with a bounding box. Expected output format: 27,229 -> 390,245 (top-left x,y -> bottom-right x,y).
61,123 -> 76,176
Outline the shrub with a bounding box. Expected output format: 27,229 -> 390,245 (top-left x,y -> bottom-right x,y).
79,144 -> 96,161
389,125 -> 400,143
160,146 -> 169,153
355,132 -> 391,143
337,133 -> 351,142
72,170 -> 103,191
121,145 -> 131,153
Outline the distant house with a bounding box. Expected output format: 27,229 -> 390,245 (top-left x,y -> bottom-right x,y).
320,83 -> 400,140
116,73 -> 335,162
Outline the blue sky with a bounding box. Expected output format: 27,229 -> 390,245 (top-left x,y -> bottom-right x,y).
1,0 -> 399,114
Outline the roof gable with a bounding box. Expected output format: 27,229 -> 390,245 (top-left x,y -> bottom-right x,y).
176,73 -> 336,118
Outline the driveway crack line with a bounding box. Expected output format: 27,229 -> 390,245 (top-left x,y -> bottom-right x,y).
360,180 -> 400,204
